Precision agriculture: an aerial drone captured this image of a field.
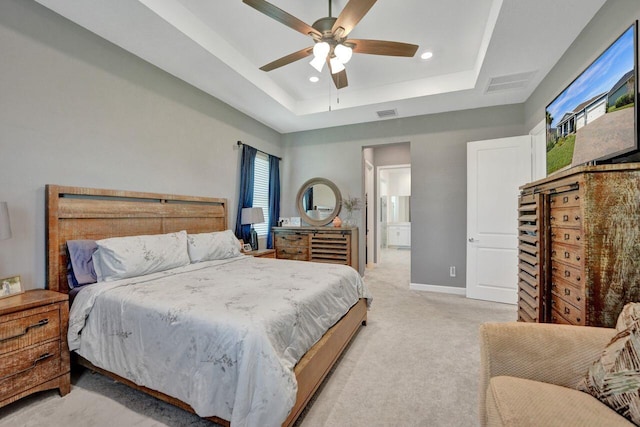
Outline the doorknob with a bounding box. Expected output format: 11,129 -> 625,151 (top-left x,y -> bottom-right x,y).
468,237 -> 480,242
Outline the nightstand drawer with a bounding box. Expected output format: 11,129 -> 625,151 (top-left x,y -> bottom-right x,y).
0,340 -> 61,398
0,307 -> 60,355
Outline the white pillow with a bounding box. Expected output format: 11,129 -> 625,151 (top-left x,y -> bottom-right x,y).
187,230 -> 241,263
93,230 -> 190,282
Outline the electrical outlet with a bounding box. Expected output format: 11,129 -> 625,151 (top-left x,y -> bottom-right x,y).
449,266 -> 456,277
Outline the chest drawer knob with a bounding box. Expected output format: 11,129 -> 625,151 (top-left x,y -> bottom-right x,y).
564,288 -> 571,296
576,235 -> 580,241
564,307 -> 571,315
563,215 -> 569,222
564,234 -> 570,240
564,252 -> 570,259
575,216 -> 580,221
0,318 -> 49,344
564,270 -> 571,277
577,296 -> 581,301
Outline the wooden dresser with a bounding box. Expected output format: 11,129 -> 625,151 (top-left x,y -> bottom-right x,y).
0,289 -> 70,407
272,227 -> 359,270
518,164 -> 640,327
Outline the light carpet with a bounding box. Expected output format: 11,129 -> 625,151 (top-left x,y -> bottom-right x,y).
0,249 -> 516,426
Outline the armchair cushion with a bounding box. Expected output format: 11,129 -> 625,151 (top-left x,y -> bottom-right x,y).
487,376 -> 633,427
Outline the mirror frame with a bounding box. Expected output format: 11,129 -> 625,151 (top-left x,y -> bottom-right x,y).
296,177 -> 342,226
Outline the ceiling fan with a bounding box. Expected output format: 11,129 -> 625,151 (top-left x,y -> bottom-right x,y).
243,0 -> 419,89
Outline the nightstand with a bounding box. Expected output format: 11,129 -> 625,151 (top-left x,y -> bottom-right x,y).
244,249 -> 276,259
0,289 -> 70,408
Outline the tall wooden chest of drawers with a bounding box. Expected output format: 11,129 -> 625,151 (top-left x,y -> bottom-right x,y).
518,164 -> 640,327
272,227 -> 359,270
0,289 -> 70,407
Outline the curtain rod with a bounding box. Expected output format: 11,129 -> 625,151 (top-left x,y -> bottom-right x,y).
236,141 -> 282,160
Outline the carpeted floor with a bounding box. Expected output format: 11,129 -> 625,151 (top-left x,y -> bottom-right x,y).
0,249 -> 516,426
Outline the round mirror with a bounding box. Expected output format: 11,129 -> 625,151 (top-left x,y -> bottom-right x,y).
296,178 -> 342,226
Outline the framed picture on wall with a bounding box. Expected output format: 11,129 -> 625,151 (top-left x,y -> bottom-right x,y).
0,275 -> 23,299
290,217 -> 301,227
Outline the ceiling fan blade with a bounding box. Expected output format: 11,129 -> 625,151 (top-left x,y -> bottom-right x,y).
347,39 -> 419,57
260,47 -> 314,72
331,69 -> 349,90
332,0 -> 377,37
243,0 -> 321,38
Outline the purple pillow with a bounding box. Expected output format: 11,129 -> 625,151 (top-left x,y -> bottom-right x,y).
66,240 -> 98,288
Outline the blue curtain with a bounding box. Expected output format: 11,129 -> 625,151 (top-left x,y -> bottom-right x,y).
266,154 -> 280,249
234,145 -> 257,243
303,187 -> 314,212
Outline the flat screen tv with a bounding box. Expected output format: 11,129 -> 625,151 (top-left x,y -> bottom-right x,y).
546,22 -> 638,175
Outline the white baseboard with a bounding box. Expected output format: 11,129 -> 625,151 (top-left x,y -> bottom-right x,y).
410,283 -> 466,296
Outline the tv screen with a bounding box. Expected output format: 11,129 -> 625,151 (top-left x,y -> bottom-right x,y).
546,22 -> 638,175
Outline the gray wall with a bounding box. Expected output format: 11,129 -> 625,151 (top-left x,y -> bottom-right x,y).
373,142 -> 411,166
0,0 -> 282,289
282,106 -> 526,284
525,0 -> 640,129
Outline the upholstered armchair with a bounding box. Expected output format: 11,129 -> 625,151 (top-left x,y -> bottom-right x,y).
479,322 -> 633,426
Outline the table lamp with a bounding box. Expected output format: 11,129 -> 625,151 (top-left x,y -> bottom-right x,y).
241,207 -> 264,250
0,202 -> 11,241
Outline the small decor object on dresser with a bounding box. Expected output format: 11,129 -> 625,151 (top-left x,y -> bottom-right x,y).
0,275 -> 23,298
333,216 -> 342,227
341,196 -> 362,227
242,243 -> 252,252
290,217 -> 301,227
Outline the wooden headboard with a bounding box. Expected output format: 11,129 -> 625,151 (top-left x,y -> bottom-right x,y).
46,185 -> 228,293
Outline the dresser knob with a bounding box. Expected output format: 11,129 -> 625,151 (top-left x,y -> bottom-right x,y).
563,215 -> 569,222
564,288 -> 571,296
563,196 -> 569,203
576,236 -> 581,241
564,307 -> 571,315
575,216 -> 580,221
575,195 -> 580,200
564,270 -> 570,277
564,234 -> 570,240
564,252 -> 570,258
577,296 -> 581,301
577,318 -> 581,322
576,256 -> 581,261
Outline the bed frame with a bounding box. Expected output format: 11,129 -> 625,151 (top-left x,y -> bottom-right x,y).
45,184 -> 367,427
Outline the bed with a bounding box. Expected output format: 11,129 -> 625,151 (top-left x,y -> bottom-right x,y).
45,185 -> 370,427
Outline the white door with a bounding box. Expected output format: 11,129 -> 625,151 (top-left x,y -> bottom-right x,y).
466,136 -> 532,304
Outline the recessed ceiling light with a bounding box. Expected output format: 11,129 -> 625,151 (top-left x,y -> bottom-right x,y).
309,76 -> 320,83
420,51 -> 433,60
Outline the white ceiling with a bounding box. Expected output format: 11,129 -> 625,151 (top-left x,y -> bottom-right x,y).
35,0 -> 606,134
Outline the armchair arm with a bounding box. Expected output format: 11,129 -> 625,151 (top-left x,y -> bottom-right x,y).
479,322 -> 615,426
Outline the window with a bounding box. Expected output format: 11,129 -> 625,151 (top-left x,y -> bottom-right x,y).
252,152 -> 270,236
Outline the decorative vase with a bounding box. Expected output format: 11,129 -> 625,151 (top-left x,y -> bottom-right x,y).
343,211 -> 355,227
332,216 -> 342,227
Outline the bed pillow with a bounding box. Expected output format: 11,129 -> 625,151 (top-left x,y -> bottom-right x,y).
187,230 -> 241,263
93,230 -> 190,282
579,302 -> 640,424
66,240 -> 98,288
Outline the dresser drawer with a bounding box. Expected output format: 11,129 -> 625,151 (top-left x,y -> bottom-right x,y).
550,227 -> 582,246
551,277 -> 585,311
275,233 -> 309,248
550,190 -> 581,208
276,247 -> 309,260
0,307 -> 60,356
0,340 -> 61,398
551,261 -> 584,286
550,294 -> 585,325
550,309 -> 573,325
550,242 -> 584,268
550,206 -> 582,228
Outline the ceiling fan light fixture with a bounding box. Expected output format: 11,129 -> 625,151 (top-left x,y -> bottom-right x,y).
334,44 -> 353,64
329,56 -> 345,74
312,41 -> 330,59
310,56 -> 326,72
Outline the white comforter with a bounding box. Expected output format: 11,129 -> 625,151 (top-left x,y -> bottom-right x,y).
68,256 -> 371,427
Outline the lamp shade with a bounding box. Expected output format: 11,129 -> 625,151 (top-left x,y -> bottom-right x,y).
0,202 -> 11,240
241,207 -> 265,225
334,44 -> 353,64
329,56 -> 345,74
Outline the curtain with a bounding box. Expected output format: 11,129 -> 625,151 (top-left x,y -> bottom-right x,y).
303,187 -> 314,212
266,154 -> 280,249
234,145 -> 257,244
